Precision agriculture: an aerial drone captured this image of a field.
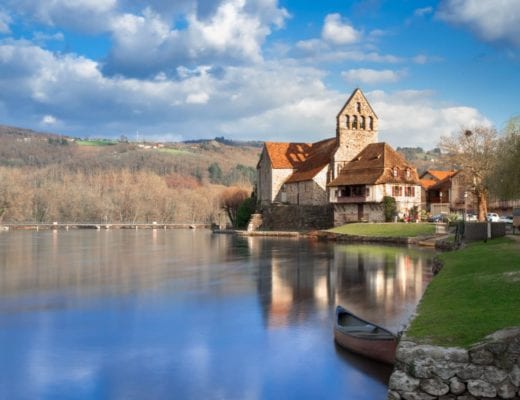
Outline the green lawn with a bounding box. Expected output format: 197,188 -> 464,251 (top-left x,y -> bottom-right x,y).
407,237 -> 520,347
328,223 -> 436,237
76,139 -> 117,146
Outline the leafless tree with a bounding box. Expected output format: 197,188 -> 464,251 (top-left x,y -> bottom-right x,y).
439,126 -> 498,221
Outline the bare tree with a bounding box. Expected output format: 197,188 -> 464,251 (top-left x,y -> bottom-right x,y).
439,126 -> 498,221
219,187 -> 249,228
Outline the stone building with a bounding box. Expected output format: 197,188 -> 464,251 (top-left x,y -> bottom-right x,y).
256,88 -> 422,226
328,143 -> 422,225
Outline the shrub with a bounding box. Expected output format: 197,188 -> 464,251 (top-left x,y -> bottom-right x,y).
383,196 -> 397,222
236,197 -> 256,229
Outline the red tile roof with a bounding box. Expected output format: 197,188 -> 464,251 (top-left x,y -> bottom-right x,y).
421,169 -> 457,181
419,179 -> 437,189
328,142 -> 420,187
263,138 -> 337,182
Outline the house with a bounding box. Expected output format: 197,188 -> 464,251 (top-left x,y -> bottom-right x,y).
256,88 -> 421,226
257,88 -> 378,207
420,170 -> 476,215
328,143 -> 422,224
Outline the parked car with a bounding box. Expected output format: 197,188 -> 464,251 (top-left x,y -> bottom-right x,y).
498,215 -> 513,224
466,213 -> 478,221
428,214 -> 449,223
487,212 -> 500,222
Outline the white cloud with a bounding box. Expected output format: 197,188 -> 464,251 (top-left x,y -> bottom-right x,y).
42,115 -> 57,125
0,11 -> 11,34
341,68 -> 405,84
8,0 -> 117,32
0,39 -> 492,149
186,92 -> 210,104
414,7 -> 433,17
368,90 -> 491,148
437,0 -> 520,47
104,0 -> 289,76
321,13 -> 360,45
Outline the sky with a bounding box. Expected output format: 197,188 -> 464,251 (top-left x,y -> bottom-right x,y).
0,0 -> 519,148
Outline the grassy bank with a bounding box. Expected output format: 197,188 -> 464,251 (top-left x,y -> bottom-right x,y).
328,222 -> 436,237
407,237 -> 520,347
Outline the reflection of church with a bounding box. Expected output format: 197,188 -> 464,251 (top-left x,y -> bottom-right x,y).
249,237 -> 432,330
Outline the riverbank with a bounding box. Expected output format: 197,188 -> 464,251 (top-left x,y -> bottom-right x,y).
388,237 -> 520,399
0,223 -> 210,230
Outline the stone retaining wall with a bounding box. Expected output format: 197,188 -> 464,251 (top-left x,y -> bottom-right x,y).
388,327 -> 520,399
260,204 -> 333,231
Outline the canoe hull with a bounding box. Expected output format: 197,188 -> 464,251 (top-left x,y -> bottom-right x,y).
334,306 -> 397,365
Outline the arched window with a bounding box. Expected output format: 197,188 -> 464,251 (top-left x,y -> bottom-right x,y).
356,102 -> 361,113
352,115 -> 358,129
360,116 -> 366,129
345,115 -> 350,128
369,116 -> 374,130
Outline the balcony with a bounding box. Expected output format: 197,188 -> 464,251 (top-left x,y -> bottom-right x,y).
335,195 -> 368,204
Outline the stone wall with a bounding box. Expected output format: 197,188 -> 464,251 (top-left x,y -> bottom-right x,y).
333,203 -> 385,225
260,204 -> 333,231
388,327 -> 520,400
285,168 -> 329,206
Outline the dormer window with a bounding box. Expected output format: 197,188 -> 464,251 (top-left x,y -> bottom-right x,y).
393,167 -> 398,178
405,168 -> 411,179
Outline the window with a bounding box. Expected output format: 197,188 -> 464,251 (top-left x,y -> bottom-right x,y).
405,186 -> 415,197
365,187 -> 370,197
369,116 -> 374,130
352,115 -> 358,129
405,168 -> 411,179
356,102 -> 361,113
392,185 -> 402,197
360,116 -> 366,129
393,167 -> 398,178
345,115 -> 350,128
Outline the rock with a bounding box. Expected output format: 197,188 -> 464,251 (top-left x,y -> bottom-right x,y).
387,390 -> 401,400
398,345 -> 468,364
457,364 -> 483,381
439,396 -> 456,400
409,358 -> 434,379
510,364 -> 520,386
432,363 -> 459,380
497,379 -> 517,399
467,379 -> 497,398
449,377 -> 466,395
485,327 -> 520,343
389,371 -> 420,392
469,348 -> 494,365
420,377 -> 450,396
456,396 -> 476,400
483,366 -> 508,384
401,392 -> 435,400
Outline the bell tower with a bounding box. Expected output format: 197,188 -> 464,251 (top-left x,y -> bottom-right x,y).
333,88 -> 378,178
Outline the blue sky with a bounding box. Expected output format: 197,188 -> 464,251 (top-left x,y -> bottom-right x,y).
0,0 -> 518,148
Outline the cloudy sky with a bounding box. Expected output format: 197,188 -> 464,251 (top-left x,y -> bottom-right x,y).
0,0 -> 519,147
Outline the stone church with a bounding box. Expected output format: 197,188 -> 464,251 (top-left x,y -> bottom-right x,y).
256,88 -> 422,226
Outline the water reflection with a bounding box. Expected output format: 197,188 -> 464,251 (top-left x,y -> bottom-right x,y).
0,230 -> 434,399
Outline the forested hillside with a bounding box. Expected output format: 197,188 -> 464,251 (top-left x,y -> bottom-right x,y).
0,126 -> 261,224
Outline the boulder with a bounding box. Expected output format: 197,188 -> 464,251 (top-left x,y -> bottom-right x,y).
389,371 -> 421,392
467,379 -> 497,398
449,377 -> 466,395
420,377 -> 450,396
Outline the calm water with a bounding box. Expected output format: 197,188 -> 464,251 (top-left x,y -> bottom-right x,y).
0,230 -> 435,400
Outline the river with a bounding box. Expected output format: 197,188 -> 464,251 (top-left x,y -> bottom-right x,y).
0,229 -> 435,399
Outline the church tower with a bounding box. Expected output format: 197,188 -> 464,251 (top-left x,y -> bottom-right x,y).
332,88 -> 378,179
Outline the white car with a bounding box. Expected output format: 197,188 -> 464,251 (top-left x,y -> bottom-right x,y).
487,213 -> 500,222
498,215 -> 513,224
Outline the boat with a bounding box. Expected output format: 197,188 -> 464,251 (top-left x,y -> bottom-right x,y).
334,305 -> 397,365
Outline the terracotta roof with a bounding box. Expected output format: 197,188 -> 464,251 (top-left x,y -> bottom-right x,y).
419,179 -> 437,189
428,170 -> 462,190
285,138 -> 337,183
420,169 -> 457,181
328,142 -> 420,187
264,142 -> 313,169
